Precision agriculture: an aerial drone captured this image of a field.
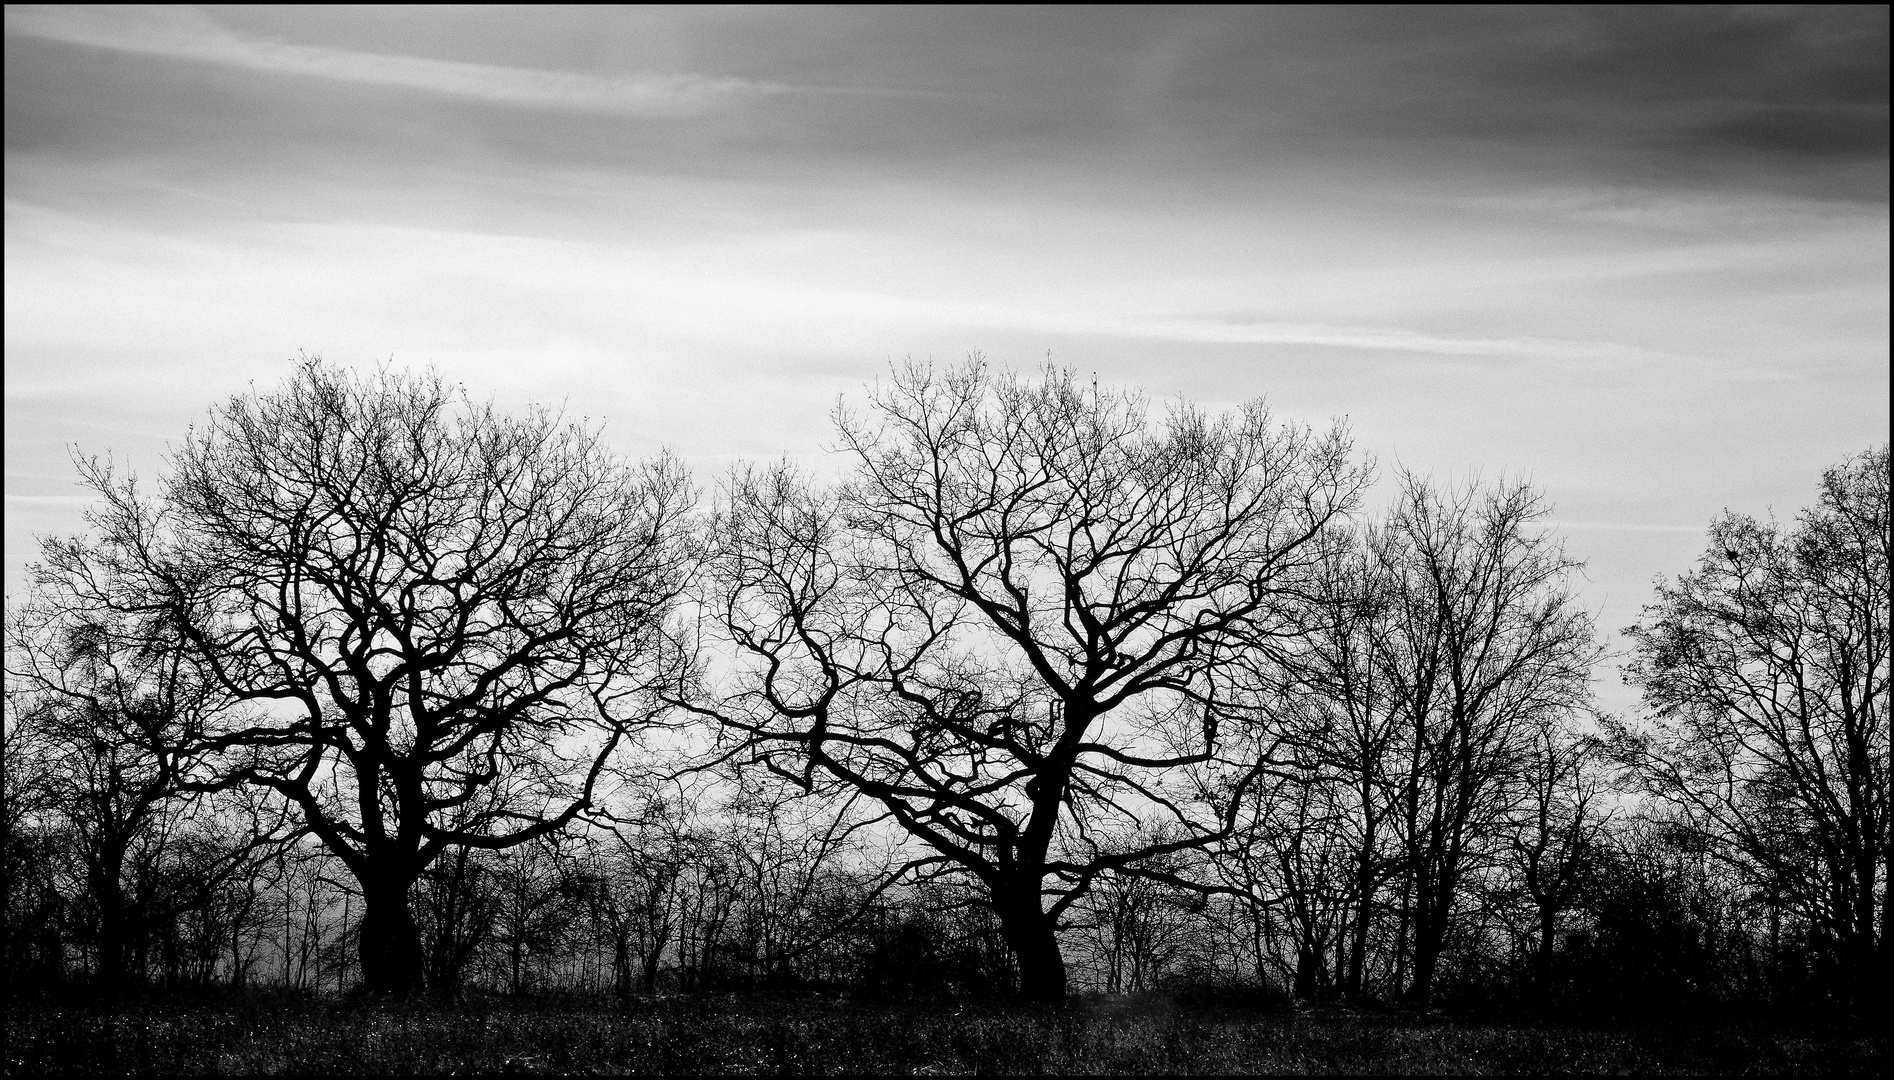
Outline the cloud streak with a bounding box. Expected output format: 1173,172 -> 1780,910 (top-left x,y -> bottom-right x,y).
1081,315 -> 1683,366
1544,521 -> 1705,534
5,5 -> 784,117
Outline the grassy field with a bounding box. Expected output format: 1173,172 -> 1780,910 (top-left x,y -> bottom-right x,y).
4,991 -> 1884,1075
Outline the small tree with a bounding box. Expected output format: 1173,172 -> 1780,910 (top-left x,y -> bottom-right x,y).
415,841 -> 497,996
699,359 -> 1367,1000
1619,444 -> 1889,1010
1,712 -> 67,984
1505,721 -> 1610,1003
485,836 -> 579,995
5,579 -> 282,991
578,792 -> 701,997
1073,839 -> 1204,993
66,358 -> 695,994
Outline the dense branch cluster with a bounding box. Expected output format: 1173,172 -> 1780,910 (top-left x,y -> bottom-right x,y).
4,359 -> 1885,1016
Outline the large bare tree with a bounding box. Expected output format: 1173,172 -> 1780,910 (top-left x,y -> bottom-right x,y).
1619,444 -> 1889,1010
697,360 -> 1366,1000
65,358 -> 695,994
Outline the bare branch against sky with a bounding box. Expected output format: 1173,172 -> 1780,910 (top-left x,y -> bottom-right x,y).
5,5 -> 1888,721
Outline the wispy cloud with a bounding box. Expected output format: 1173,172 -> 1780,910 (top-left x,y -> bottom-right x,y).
1545,521 -> 1705,533
1083,314 -> 1682,365
4,495 -> 102,506
4,5 -> 784,117
864,298 -> 1694,366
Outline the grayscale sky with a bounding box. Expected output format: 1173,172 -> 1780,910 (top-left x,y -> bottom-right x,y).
5,5 -> 1888,716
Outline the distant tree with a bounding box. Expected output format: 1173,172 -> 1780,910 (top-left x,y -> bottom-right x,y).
1072,838 -> 1203,993
576,791 -> 701,998
63,358 -> 696,995
1558,816 -> 1757,1016
718,776 -> 895,990
140,800 -> 283,988
1,707 -> 66,983
1618,444 -> 1890,1010
485,836 -> 580,995
849,875 -> 1018,999
1238,475 -> 1598,1006
671,824 -> 741,992
698,359 -> 1367,1000
1229,764 -> 1356,999
4,578 -> 285,991
415,840 -> 497,997
1504,720 -> 1610,1003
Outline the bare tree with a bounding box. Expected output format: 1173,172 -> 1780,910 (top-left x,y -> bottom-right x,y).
485,835 -> 580,995
1266,524 -> 1406,1001
697,360 -> 1366,999
1372,472 -> 1598,1005
1506,721 -> 1610,1002
1237,769 -> 1357,999
415,839 -> 497,996
2,707 -> 68,984
140,798 -> 283,988
578,790 -> 702,997
5,577 -> 286,991
671,827 -> 740,992
719,776 -> 899,990
1618,444 -> 1889,1010
1225,475 -> 1597,1006
1072,836 -> 1205,993
63,358 -> 695,994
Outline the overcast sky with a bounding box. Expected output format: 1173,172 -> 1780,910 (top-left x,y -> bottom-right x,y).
5,5 -> 1888,715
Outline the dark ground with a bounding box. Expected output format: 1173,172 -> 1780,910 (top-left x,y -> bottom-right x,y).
3,990 -> 1885,1075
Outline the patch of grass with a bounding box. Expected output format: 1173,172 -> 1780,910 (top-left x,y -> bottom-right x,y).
3,990 -> 1884,1075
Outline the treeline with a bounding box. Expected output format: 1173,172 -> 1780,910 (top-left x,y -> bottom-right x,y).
3,358 -> 1885,1017
0,771 -> 1873,1016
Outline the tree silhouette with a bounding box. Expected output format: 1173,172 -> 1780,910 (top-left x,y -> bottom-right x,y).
66,358 -> 694,995
1619,444 -> 1889,1011
696,359 -> 1366,1000
5,568 -> 287,991
1371,473 -> 1598,1005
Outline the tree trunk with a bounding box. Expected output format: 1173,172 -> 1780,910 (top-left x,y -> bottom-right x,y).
1295,940 -> 1322,1000
358,871 -> 424,996
1533,903 -> 1558,1003
995,881 -> 1066,1002
1346,870 -> 1372,1001
1408,904 -> 1445,1007
1844,846 -> 1882,1013
642,941 -> 664,994
1345,782 -> 1377,1003
611,937 -> 632,1000
95,891 -> 128,992
91,839 -> 129,993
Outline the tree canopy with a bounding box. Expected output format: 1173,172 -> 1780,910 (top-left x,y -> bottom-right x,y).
52,358 -> 696,994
